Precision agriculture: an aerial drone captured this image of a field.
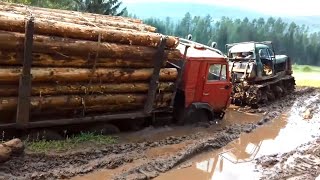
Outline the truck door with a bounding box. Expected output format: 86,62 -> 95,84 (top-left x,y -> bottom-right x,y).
201,63 -> 232,111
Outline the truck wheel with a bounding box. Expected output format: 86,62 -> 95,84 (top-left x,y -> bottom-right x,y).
185,109 -> 209,124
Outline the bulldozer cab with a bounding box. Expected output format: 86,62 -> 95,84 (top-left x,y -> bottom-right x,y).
226,41 -> 277,80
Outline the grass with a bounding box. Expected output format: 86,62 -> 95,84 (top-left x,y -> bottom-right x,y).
292,64 -> 320,87
25,132 -> 117,153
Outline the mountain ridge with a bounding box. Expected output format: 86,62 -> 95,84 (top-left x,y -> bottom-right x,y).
124,2 -> 320,32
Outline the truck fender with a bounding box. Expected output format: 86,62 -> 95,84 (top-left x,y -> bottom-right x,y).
187,103 -> 215,121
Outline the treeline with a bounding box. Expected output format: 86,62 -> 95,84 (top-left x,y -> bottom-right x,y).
0,0 -> 128,16
2,0 -> 319,66
144,13 -> 320,66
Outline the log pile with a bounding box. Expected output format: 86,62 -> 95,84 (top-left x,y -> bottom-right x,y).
0,2 -> 181,122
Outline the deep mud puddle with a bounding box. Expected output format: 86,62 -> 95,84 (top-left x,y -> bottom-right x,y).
70,109 -> 263,180
116,108 -> 263,143
156,94 -> 320,180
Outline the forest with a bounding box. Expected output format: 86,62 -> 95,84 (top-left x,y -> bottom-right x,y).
2,0 -> 320,66
144,13 -> 320,66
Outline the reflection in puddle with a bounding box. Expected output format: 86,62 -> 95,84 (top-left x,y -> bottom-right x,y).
156,95 -> 320,180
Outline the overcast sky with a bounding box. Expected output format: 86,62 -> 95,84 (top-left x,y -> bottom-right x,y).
122,0 -> 318,16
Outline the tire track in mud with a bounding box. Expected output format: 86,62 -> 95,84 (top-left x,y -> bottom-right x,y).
255,88 -> 320,180
0,87 -> 317,180
256,139 -> 320,180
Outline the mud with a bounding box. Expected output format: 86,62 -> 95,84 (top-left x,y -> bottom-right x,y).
0,87 -> 318,180
256,139 -> 320,180
156,87 -> 320,180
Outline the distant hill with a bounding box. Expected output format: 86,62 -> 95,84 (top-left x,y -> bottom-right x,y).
125,2 -> 320,33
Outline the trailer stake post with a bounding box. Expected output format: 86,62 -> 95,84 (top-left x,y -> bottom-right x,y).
170,45 -> 189,107
144,36 -> 167,114
16,17 -> 35,128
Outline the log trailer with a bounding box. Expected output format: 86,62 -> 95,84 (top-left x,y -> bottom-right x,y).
0,26 -> 232,138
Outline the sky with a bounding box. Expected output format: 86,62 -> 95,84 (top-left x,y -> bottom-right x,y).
122,0 -> 319,16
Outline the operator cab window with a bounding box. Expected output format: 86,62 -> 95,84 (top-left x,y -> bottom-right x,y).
267,48 -> 274,58
259,49 -> 271,60
207,64 -> 227,81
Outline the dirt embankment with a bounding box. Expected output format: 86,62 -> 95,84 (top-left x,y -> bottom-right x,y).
0,87 -> 317,180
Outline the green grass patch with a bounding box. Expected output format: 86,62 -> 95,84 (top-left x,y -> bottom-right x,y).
293,64 -> 320,73
293,72 -> 320,87
292,64 -> 320,87
25,132 -> 117,153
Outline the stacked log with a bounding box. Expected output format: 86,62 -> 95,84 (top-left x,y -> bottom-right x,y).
0,2 -> 182,123
0,139 -> 24,163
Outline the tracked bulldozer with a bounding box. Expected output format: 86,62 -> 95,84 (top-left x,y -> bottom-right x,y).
226,41 -> 296,107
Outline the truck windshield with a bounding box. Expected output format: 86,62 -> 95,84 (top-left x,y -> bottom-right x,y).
208,64 -> 227,81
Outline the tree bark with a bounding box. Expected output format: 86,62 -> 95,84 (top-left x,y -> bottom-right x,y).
0,82 -> 175,96
0,51 -> 168,68
0,8 -> 154,33
0,31 -> 181,61
0,93 -> 173,112
0,2 -> 143,24
0,67 -> 177,84
0,12 -> 178,48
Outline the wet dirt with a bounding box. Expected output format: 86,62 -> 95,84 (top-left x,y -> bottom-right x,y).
156,88 -> 320,180
0,87 -> 318,180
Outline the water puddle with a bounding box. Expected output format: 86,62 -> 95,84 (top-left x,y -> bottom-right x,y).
117,108 -> 262,143
70,109 -> 262,180
156,94 -> 320,180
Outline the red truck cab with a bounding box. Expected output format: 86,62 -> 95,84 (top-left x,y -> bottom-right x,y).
172,39 -> 232,123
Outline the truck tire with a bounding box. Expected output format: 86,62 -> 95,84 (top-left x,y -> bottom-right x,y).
185,109 -> 209,124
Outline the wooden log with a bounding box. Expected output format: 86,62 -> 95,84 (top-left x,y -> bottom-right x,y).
0,82 -> 175,96
0,138 -> 24,163
0,67 -> 177,84
0,8 -> 154,33
0,144 -> 11,163
0,31 -> 182,60
0,93 -> 173,112
0,12 -> 178,48
0,1 -> 143,24
0,51 -> 168,68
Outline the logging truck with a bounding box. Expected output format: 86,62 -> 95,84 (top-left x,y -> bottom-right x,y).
0,37 -> 232,139
0,39 -> 232,138
0,2 -> 232,139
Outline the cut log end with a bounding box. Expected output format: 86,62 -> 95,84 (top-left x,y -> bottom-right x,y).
0,138 -> 24,163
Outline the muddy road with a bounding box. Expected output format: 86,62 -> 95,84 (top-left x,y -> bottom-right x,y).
0,87 -> 319,180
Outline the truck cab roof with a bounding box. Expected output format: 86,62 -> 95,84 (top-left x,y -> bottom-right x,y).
177,39 -> 225,61
228,43 -> 269,53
